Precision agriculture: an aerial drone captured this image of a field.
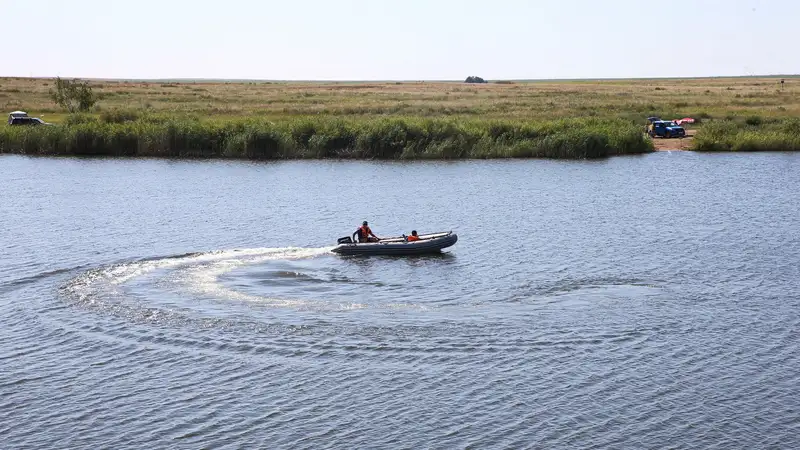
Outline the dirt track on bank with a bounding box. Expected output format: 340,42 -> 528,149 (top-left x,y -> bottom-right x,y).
652,129 -> 696,151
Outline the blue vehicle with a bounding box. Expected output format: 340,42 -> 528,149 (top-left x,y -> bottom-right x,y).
649,120 -> 685,138
644,116 -> 662,133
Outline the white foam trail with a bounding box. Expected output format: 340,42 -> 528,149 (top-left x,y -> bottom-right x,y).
64,247 -> 336,308
178,247 -> 340,307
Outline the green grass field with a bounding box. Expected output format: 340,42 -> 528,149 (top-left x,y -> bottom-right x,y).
1,76 -> 797,158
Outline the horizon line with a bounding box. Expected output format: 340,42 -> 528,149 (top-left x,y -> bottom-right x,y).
1,74 -> 798,84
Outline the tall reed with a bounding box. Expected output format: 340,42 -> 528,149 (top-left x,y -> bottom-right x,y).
693,118 -> 800,152
0,115 -> 652,159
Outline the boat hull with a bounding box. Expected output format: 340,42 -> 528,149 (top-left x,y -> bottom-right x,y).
332,232 -> 458,256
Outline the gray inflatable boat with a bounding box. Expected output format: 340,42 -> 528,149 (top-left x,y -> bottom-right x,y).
332,231 -> 458,256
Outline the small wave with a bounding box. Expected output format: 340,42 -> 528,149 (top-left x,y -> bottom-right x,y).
514,276 -> 660,297
508,276 -> 664,307
272,270 -> 319,280
137,251 -> 205,262
0,265 -> 91,295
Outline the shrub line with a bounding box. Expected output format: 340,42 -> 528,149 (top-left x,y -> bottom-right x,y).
0,115 -> 653,160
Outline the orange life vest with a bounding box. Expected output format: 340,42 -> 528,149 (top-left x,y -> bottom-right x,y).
359,225 -> 372,239
407,235 -> 420,242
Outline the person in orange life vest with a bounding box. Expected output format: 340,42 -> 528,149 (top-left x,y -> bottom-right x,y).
406,230 -> 420,242
353,221 -> 380,243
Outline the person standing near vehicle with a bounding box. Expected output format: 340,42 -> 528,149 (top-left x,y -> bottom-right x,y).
353,221 -> 380,243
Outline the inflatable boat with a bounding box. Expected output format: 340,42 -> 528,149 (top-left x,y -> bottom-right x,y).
332,231 -> 458,256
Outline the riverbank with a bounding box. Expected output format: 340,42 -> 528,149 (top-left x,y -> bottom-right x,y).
0,116 -> 651,159
653,130 -> 695,151
2,76 -> 798,157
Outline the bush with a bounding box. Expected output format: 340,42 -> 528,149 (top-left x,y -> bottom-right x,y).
226,127 -> 288,159
64,114 -> 98,126
745,115 -> 763,126
49,77 -> 97,112
465,76 -> 487,84
100,109 -> 140,124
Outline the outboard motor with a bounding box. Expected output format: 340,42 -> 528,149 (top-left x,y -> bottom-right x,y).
337,236 -> 353,244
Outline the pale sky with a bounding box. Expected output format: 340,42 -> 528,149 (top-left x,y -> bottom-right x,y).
1,0 -> 796,80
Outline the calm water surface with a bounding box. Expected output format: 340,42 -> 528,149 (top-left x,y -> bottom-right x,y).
1,153 -> 799,449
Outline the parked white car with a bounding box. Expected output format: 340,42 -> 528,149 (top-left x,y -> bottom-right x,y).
8,111 -> 28,123
7,111 -> 52,126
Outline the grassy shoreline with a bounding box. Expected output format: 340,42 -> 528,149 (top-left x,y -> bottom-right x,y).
0,115 -> 652,159
693,117 -> 800,152
2,76 -> 799,157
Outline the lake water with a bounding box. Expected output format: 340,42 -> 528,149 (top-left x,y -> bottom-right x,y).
2,153 -> 799,449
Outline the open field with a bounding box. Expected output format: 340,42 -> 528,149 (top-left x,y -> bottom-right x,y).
1,76 -> 798,157
1,76 -> 797,121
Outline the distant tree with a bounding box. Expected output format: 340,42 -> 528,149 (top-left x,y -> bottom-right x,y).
50,77 -> 97,112
464,76 -> 487,84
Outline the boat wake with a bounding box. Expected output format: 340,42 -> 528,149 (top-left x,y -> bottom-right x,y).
60,247 -> 343,320
53,246 -> 668,364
